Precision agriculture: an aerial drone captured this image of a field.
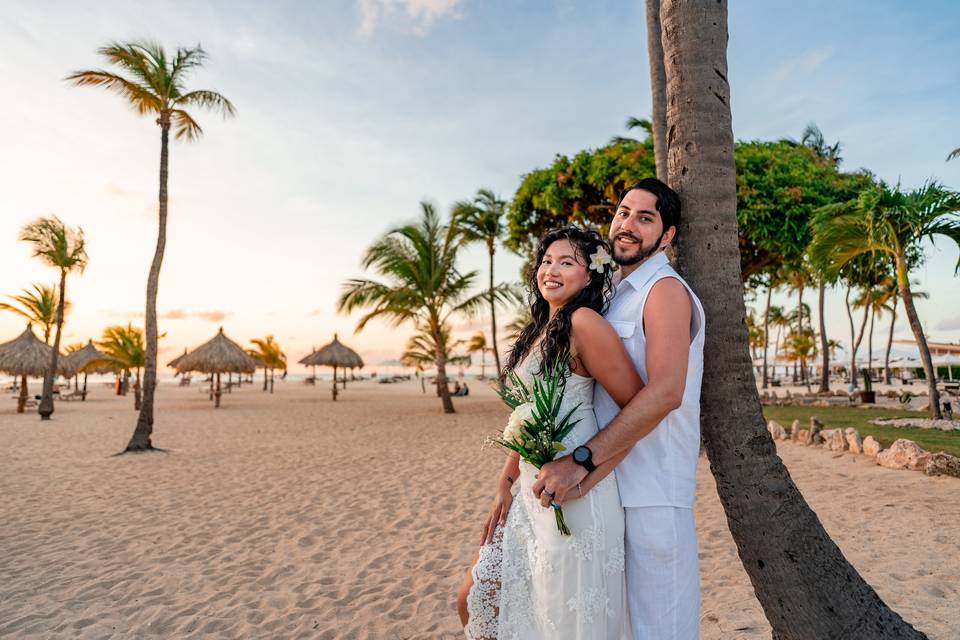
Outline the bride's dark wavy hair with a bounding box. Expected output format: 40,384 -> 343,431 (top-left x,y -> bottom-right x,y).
503,226 -> 615,380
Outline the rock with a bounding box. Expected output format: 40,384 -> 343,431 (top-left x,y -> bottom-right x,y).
863,436 -> 882,458
808,417 -> 823,445
845,428 -> 863,455
785,389 -> 792,399
767,420 -> 786,440
790,419 -> 800,441
797,429 -> 811,446
923,452 -> 960,478
875,439 -> 930,471
817,428 -> 845,451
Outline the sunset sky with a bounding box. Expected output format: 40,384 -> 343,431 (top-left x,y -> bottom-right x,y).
1,1 -> 958,372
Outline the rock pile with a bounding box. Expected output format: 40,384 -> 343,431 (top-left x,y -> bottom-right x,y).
769,418 -> 960,479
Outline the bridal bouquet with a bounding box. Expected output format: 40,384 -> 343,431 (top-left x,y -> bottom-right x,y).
495,357 -> 581,535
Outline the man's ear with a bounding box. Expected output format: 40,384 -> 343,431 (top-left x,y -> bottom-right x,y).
660,225 -> 677,249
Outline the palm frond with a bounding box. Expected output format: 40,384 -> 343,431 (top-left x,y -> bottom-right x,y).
176,89 -> 236,118
171,109 -> 203,140
64,69 -> 161,114
948,147 -> 960,162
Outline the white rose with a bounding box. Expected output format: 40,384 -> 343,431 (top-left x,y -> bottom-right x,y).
504,402 -> 535,441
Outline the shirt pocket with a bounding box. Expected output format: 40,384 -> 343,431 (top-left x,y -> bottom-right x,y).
608,320 -> 636,340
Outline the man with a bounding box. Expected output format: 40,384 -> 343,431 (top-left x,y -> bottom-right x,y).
533,177 -> 705,639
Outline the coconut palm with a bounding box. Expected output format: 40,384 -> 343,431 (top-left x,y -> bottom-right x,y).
401,323 -> 469,389
800,123 -> 842,163
67,41 -> 235,450
0,283 -> 67,344
339,202 -> 490,413
947,147 -> 959,162
783,327 -> 818,390
645,0 -> 667,179
18,216 -> 88,420
810,180 -> 960,419
452,189 -> 508,374
249,336 -> 286,393
661,2 -> 922,634
99,324 -> 145,410
466,332 -> 490,378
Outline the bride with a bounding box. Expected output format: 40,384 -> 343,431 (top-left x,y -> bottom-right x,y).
456,226 -> 643,639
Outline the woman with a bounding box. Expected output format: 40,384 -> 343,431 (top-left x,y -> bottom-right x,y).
457,226 -> 643,639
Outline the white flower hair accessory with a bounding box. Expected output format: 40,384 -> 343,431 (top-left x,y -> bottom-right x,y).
589,246 -> 613,273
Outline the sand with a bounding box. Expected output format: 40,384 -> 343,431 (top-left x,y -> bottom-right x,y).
1,379 -> 957,639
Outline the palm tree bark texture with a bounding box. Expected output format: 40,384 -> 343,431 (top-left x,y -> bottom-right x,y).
660,1 -> 926,637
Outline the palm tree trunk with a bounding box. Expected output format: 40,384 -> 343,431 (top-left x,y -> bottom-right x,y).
884,295 -> 897,385
82,372 -> 88,400
270,369 -> 275,393
845,286 -> 855,385
489,246 -> 501,375
134,369 -> 142,411
125,123 -> 170,451
263,367 -> 268,391
661,2 -> 926,637
645,0 -> 668,180
896,255 -> 941,419
38,269 -> 68,420
795,284 -> 804,383
432,323 -> 455,414
17,375 -> 27,413
818,279 -> 829,392
867,304 -> 875,378
762,285 -> 772,388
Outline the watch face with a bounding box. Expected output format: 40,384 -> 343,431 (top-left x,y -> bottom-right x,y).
574,447 -> 589,463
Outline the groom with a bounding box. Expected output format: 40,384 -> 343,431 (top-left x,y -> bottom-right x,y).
533,178 -> 704,639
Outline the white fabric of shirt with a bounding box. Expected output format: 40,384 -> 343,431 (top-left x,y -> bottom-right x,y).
593,251 -> 705,509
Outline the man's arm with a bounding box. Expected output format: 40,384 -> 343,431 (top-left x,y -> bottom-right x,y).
532,277 -> 692,505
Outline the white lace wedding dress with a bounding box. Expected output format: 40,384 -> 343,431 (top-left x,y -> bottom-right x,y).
464,356 -> 630,639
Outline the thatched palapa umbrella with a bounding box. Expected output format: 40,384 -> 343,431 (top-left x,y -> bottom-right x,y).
174,328 -> 256,408
0,324 -> 74,413
299,334 -> 364,400
65,339 -> 111,400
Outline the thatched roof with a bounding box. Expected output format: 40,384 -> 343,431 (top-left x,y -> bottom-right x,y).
174,328 -> 257,374
167,348 -> 189,369
299,334 -> 364,369
0,324 -> 74,377
66,340 -> 112,374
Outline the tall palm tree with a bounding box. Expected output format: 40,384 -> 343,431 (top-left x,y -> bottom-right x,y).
661,1 -> 923,636
466,332 -> 489,378
0,283 -> 66,344
452,189 -> 507,374
766,304 -> 788,380
19,216 -> 88,420
99,324 -> 145,410
249,336 -> 286,393
645,0 -> 667,179
811,181 -> 960,419
67,41 -> 235,450
338,202 -> 490,413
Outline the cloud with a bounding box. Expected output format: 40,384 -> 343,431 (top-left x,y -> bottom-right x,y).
937,314 -> 960,331
768,47 -> 834,85
356,0 -> 463,36
159,309 -> 229,322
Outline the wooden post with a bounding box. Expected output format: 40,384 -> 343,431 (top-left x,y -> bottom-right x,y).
215,372 -> 222,408
332,365 -> 338,401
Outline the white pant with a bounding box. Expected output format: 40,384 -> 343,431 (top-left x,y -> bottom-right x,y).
624,506 -> 700,640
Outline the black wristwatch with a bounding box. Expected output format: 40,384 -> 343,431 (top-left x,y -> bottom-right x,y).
572,445 -> 597,473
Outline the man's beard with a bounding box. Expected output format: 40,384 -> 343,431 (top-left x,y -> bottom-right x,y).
611,232 -> 664,266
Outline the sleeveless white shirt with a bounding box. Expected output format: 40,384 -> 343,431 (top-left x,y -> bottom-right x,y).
593,251 -> 705,509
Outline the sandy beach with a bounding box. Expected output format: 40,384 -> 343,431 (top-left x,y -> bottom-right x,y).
1,380 -> 957,639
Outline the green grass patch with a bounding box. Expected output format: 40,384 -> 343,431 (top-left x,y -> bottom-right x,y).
762,405 -> 960,458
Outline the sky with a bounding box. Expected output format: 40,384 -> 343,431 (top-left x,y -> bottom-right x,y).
1,0 -> 958,373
